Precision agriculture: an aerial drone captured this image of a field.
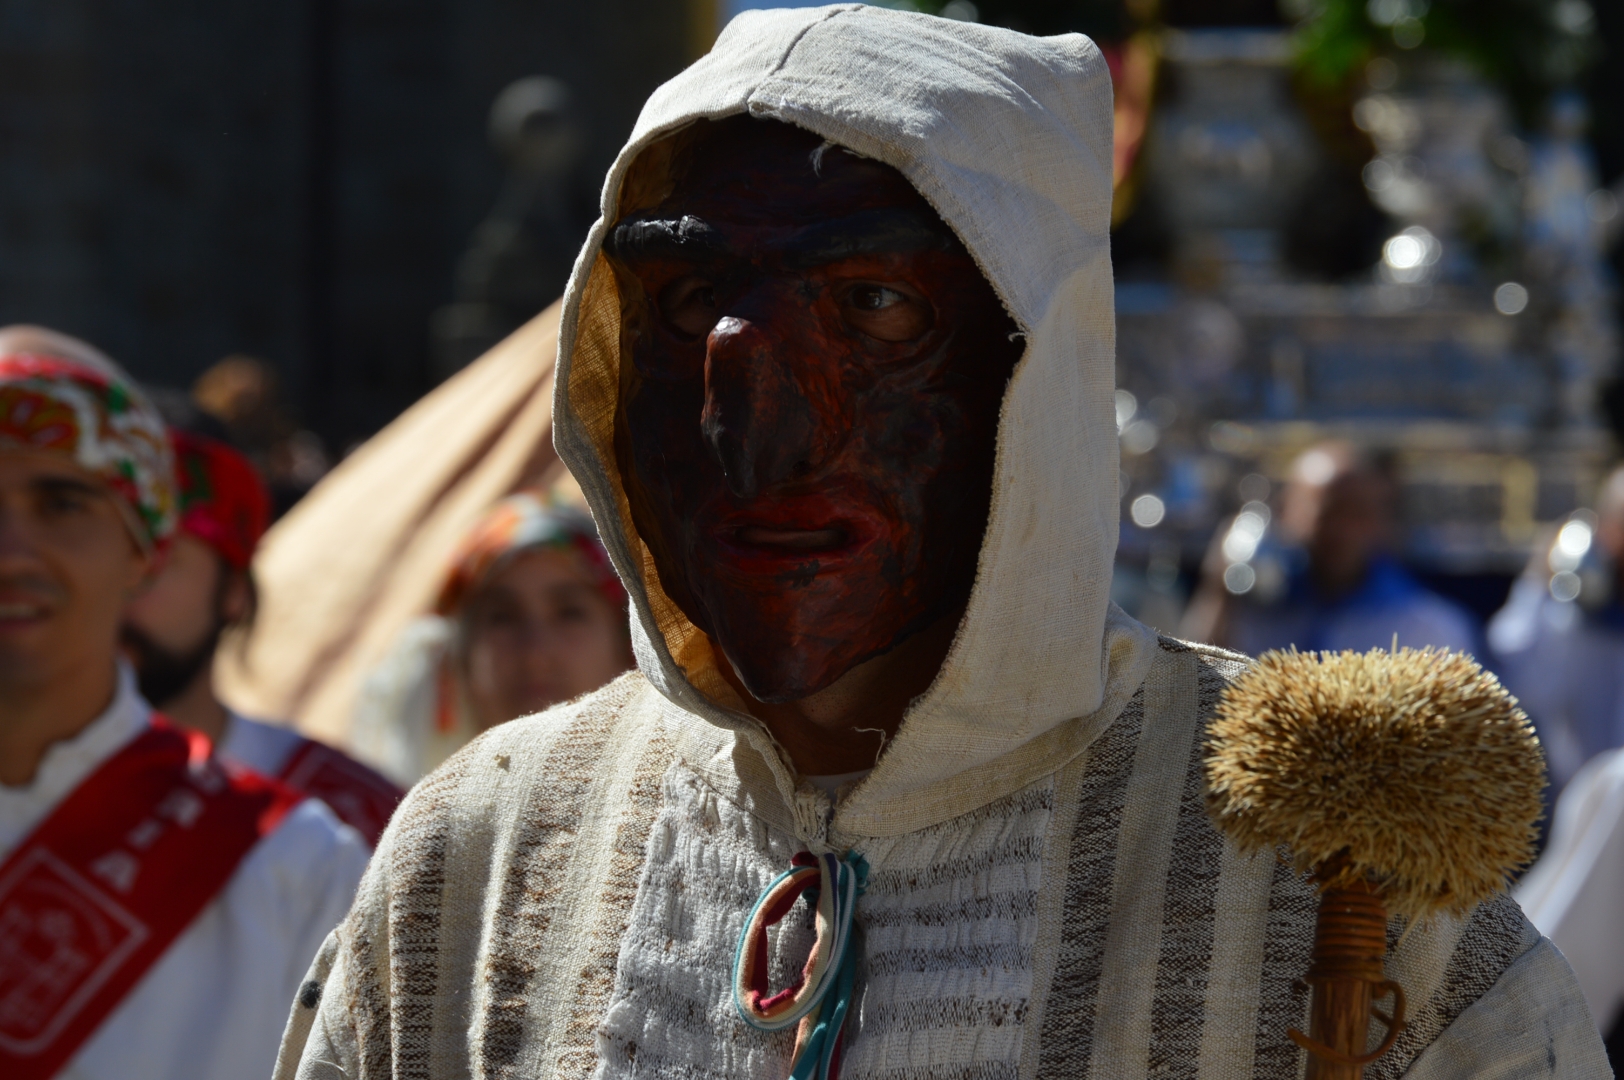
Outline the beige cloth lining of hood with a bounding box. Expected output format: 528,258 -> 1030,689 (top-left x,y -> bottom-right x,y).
554,4 -> 1160,835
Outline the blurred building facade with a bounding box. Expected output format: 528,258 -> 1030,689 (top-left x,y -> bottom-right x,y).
1109,20 -> 1622,629
0,0 -> 700,447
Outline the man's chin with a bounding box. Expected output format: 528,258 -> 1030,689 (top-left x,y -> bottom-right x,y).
715,631 -> 900,704
727,660 -> 849,704
0,635 -> 59,687
120,626 -> 219,709
0,610 -> 71,671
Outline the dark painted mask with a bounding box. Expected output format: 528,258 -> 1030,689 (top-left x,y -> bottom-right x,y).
607,116 -> 1023,703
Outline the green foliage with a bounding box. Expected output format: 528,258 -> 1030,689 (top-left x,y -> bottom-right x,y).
1289,0 -> 1377,87
910,0 -> 1134,39
1286,0 -> 1601,117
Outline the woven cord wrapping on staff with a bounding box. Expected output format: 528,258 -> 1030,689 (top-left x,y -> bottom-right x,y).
1204,646 -> 1545,1080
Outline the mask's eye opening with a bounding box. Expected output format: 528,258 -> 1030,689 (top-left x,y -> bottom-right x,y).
659,276 -> 721,340
839,282 -> 933,342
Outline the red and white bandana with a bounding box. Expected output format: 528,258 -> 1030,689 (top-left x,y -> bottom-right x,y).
171,429 -> 271,571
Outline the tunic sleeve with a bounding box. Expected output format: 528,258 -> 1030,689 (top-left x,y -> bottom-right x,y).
274,931 -> 361,1080
1398,938 -> 1610,1079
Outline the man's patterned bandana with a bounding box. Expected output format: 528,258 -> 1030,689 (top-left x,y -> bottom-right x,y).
435,492 -> 626,616
172,429 -> 271,570
0,352 -> 176,550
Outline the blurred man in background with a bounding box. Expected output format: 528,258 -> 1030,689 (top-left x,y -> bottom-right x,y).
0,325 -> 367,1080
1182,441 -> 1477,655
122,425 -> 403,845
1490,464 -> 1624,795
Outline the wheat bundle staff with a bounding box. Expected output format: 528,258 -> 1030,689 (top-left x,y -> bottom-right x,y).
1207,647 -> 1551,1078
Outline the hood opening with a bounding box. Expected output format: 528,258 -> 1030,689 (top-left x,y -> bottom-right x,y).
554,5 -> 1159,826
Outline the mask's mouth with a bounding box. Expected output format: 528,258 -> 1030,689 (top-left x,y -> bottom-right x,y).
695,484 -> 890,575
705,498 -> 880,569
732,524 -> 849,552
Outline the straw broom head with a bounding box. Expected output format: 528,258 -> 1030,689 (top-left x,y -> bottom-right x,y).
1204,646 -> 1544,922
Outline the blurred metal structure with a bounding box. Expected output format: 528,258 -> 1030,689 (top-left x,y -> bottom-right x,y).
1143,30 -> 1319,286
430,76 -> 594,379
1115,29 -> 1619,599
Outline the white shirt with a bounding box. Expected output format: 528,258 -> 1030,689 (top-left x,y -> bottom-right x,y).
218,711 -> 309,778
0,667 -> 371,1080
801,770 -> 872,803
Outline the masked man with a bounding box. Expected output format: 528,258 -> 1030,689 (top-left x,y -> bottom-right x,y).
0,326 -> 370,1080
279,9 -> 1604,1079
123,427 -> 403,845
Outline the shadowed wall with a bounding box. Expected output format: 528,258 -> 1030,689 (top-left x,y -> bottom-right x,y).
0,0 -> 691,446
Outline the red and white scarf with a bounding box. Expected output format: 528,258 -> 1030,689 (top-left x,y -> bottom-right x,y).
0,718 -> 301,1079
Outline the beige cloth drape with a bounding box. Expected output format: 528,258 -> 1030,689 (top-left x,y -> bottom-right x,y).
215,303 -> 575,746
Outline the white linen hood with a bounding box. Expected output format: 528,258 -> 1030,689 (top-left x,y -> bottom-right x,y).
553,3 -> 1158,834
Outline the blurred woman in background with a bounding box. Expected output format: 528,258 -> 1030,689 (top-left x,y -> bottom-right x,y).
351,491 -> 632,785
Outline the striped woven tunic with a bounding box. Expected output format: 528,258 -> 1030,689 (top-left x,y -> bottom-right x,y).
278,7 -> 1605,1078
278,644 -> 1600,1079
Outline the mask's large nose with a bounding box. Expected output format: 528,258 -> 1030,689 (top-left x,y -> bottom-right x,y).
700,299 -> 846,500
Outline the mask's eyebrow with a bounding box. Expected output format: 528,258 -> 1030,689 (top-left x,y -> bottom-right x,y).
606,214 -> 725,262
780,207 -> 960,269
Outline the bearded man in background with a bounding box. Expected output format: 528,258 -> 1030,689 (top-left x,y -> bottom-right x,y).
123,424 -> 403,845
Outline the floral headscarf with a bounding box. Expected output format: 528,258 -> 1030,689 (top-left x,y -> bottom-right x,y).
434,491 -> 625,616
0,351 -> 176,550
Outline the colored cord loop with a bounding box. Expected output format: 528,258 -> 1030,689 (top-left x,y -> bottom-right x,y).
733,850 -> 868,1080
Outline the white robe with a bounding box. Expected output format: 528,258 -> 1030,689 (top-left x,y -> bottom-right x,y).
0,667 -> 370,1080
1516,747 -> 1624,1034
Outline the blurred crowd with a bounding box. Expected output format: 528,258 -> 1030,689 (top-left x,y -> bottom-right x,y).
1168,439 -> 1624,807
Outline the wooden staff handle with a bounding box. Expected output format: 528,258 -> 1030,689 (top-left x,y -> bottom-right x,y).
1287,875 -> 1407,1079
